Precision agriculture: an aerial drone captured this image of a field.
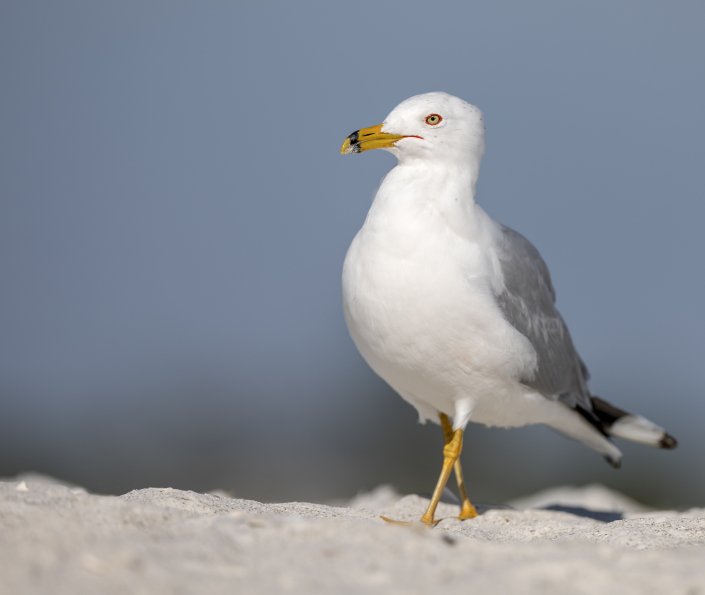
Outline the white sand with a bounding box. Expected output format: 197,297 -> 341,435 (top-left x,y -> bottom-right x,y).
1,474 -> 704,594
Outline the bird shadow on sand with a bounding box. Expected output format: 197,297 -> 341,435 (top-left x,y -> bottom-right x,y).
539,505 -> 623,523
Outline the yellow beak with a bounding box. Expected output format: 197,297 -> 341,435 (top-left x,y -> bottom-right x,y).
340,123 -> 408,154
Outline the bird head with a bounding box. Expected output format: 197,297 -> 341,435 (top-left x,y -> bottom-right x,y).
341,92 -> 485,166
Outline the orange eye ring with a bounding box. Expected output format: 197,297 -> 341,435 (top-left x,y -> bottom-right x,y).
425,114 -> 442,125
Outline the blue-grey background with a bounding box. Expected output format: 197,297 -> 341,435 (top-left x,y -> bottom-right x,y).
1,1 -> 703,507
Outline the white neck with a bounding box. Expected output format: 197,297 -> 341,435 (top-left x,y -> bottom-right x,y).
371,156 -> 486,240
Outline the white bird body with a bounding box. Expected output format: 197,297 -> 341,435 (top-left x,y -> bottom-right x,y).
341,92 -> 676,473
344,164 -> 543,430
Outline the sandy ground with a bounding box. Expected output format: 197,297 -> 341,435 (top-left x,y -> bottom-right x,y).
1,474 -> 704,595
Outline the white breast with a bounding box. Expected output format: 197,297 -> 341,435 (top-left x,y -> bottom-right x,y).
342,167 -> 538,427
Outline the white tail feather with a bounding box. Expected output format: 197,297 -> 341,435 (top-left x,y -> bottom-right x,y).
608,415 -> 667,447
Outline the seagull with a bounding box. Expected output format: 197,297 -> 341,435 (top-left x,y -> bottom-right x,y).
340,92 -> 677,525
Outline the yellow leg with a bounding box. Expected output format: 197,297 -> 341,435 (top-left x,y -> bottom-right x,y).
418,426 -> 463,525
440,414 -> 478,521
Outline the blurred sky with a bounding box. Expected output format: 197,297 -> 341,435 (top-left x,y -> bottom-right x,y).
0,1 -> 703,507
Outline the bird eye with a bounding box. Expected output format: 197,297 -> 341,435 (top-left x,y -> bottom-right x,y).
425,114 -> 442,125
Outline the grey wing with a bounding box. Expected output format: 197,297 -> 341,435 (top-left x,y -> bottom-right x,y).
495,225 -> 592,410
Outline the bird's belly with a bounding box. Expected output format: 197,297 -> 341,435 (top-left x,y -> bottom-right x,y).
343,230 -> 535,418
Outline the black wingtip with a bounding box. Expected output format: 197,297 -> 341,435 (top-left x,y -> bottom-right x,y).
660,433 -> 678,449
605,456 -> 622,469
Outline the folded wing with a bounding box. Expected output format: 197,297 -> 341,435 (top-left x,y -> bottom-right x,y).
495,225 -> 592,412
